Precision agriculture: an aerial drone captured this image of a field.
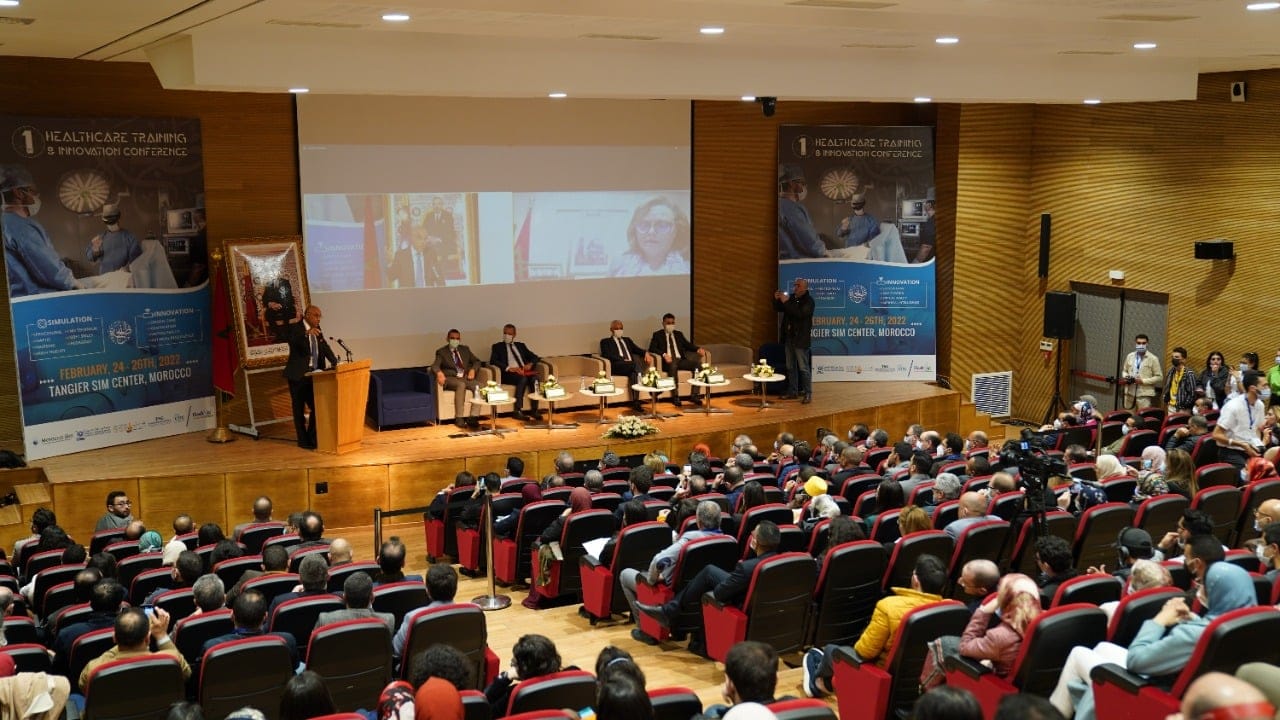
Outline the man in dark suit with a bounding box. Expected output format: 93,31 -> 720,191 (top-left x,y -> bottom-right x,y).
422,196 -> 457,280
196,590 -> 298,678
283,305 -> 337,450
489,323 -> 540,421
647,312 -> 706,407
773,277 -> 815,403
600,319 -> 650,411
635,520 -> 784,656
314,571 -> 394,633
261,276 -> 298,342
432,328 -> 482,429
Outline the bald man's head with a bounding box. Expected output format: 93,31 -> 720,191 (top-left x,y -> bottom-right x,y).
960,491 -> 989,517
1182,672 -> 1273,720
1257,499 -> 1280,529
961,559 -> 1000,595
328,538 -> 352,565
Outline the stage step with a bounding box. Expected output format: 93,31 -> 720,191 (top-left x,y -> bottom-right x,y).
0,470 -> 51,552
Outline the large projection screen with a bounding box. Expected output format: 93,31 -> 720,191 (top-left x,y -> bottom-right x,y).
296,96 -> 691,370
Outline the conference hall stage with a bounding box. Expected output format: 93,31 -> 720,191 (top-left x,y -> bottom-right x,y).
32,381 -> 996,556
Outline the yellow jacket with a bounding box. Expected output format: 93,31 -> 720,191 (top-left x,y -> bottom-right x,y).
853,586 -> 943,667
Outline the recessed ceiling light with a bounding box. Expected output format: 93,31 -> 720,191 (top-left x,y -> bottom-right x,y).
1133,42 -> 1157,49
0,1 -> 19,6
935,37 -> 959,45
548,92 -> 568,99
289,87 -> 309,94
1083,98 -> 1102,104
700,26 -> 725,35
741,95 -> 756,102
914,97 -> 932,103
382,13 -> 410,22
1246,1 -> 1280,9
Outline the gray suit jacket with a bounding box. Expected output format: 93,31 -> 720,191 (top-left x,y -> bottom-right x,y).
314,607 -> 396,633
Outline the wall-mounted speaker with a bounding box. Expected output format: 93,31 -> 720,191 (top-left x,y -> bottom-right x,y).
1194,241 -> 1235,260
1043,291 -> 1076,339
1038,213 -> 1051,278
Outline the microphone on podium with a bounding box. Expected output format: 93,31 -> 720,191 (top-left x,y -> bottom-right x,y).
329,336 -> 354,363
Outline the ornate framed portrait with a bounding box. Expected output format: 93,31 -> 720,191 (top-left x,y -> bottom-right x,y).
224,237 -> 309,369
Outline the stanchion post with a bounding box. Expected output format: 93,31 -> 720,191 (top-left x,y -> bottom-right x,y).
373,507 -> 383,556
471,487 -> 511,611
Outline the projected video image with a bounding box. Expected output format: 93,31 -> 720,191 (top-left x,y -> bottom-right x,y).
303,190 -> 690,291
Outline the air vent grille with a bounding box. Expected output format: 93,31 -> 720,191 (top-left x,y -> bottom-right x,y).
972,371 -> 1013,417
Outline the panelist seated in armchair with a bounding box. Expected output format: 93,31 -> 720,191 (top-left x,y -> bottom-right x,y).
490,323 -> 541,421
599,319 -> 651,411
647,313 -> 706,407
635,520 -> 780,657
801,553 -> 948,697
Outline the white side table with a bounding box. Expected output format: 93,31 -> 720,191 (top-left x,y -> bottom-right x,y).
525,391 -> 579,430
686,379 -> 733,415
632,383 -> 681,421
580,386 -> 625,425
743,373 -> 787,411
465,397 -> 518,436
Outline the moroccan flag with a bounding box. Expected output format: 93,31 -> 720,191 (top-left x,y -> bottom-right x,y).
514,205 -> 532,281
212,263 -> 239,396
364,195 -> 381,288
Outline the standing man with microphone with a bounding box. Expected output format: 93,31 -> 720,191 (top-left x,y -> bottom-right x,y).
774,278 -> 815,404
284,305 -> 337,450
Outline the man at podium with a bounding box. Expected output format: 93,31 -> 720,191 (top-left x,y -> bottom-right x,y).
284,305 -> 337,449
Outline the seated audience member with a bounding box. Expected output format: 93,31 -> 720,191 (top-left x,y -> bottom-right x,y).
458,474 -> 503,533
1034,535 -> 1081,607
409,642 -> 475,691
832,446 -> 871,484
227,543 -> 290,604
1099,559 -> 1172,623
698,641 -> 786,718
22,542 -> 86,603
595,646 -> 646,688
995,695 -> 1066,720
931,433 -> 967,476
1257,523 -> 1280,580
144,550 -> 203,605
189,574 -> 228,618
584,469 -> 605,494
13,507 -> 56,567
1245,456 -> 1278,484
234,496 -> 274,539
427,471 -> 476,521
163,514 -> 194,566
898,452 -> 932,499
392,563 -> 459,665
124,520 -> 146,542
1181,673 -> 1276,720
820,516 -> 866,560
913,686 -> 984,720
895,504 -> 932,539
268,553 -> 330,615
138,531 -> 163,555
373,536 -> 420,585
1165,414 -> 1210,454
88,552 -> 117,581
1153,508 -> 1216,562
620,500 -> 723,641
954,559 -> 1000,612
1049,543 -> 1255,720
482,634 -> 571,718
598,673 -> 652,720
1087,528 -> 1153,580
1235,664 -> 1280,718
328,538 -> 353,566
279,670 -> 337,720
95,491 -> 134,532
616,466 -> 655,517
1063,444 -> 1091,466
799,492 -> 840,534
803,554 -> 948,696
862,479 -> 906,534
79,607 -> 191,691
296,511 -> 328,549
926,573 -> 1041,688
197,590 -> 299,675
925,473 -> 962,516
316,571 -> 394,632
599,500 -> 647,568
197,523 -> 226,548
944,492 -> 1002,540
988,471 -> 1018,495
42,568 -> 101,637
635,521 -> 785,656
52,579 -> 127,676
208,539 -> 244,571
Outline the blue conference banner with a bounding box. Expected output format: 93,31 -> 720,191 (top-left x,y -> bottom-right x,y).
777,125 -> 936,381
0,115 -> 212,459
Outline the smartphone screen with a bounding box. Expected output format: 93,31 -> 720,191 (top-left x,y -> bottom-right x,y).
142,604 -> 155,618
683,464 -> 692,476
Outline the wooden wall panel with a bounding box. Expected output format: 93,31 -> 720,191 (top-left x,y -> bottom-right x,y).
138,474 -> 227,533
465,452 -> 536,480
224,469 -> 308,527
388,459 -> 458,509
307,465 -> 389,529
0,57 -> 299,449
917,395 -> 961,436
52,478 -> 139,542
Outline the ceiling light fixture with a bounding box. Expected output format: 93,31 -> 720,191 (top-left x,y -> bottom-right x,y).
548,92 -> 568,99
382,13 -> 410,22
700,26 -> 725,35
935,36 -> 959,45
914,97 -> 932,103
1133,41 -> 1157,49
1083,98 -> 1102,104
741,95 -> 756,102
1246,1 -> 1280,9
289,87 -> 310,94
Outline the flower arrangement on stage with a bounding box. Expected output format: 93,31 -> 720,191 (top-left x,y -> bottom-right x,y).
478,380 -> 502,400
541,375 -> 562,392
603,416 -> 659,439
751,359 -> 775,378
591,371 -> 612,390
640,365 -> 662,387
693,363 -> 721,382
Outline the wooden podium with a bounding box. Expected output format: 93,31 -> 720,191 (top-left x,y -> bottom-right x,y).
310,359 -> 372,455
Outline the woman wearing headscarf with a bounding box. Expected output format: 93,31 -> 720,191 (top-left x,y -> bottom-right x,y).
493,483 -> 543,539
524,487 -> 595,610
1095,454 -> 1137,482
921,573 -> 1042,689
1050,560 -> 1258,720
1133,446 -> 1169,502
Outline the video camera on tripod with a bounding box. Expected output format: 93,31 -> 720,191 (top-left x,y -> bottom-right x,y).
997,429 -> 1069,519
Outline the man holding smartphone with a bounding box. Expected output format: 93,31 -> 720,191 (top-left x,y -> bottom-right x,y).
773,278 -> 815,404
79,606 -> 190,690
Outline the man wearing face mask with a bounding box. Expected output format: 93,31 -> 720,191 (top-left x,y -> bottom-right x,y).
85,203 -> 141,274
489,323 -> 541,421
599,319 -> 649,411
1213,369 -> 1267,470
836,193 -> 880,248
433,328 -> 482,429
1257,523 -> 1280,580
1121,333 -> 1164,410
1163,346 -> 1199,414
777,164 -> 829,260
1,164 -> 82,297
647,312 -> 706,407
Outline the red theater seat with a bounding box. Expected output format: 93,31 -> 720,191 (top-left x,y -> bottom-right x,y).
580,521 -> 671,623
634,535 -> 738,643
700,552 -> 817,663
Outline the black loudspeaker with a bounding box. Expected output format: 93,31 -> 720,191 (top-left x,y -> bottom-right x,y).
1038,213 -> 1051,278
1194,241 -> 1234,260
1043,291 -> 1076,339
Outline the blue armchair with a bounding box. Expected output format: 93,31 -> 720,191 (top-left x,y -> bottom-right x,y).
368,367 -> 438,429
